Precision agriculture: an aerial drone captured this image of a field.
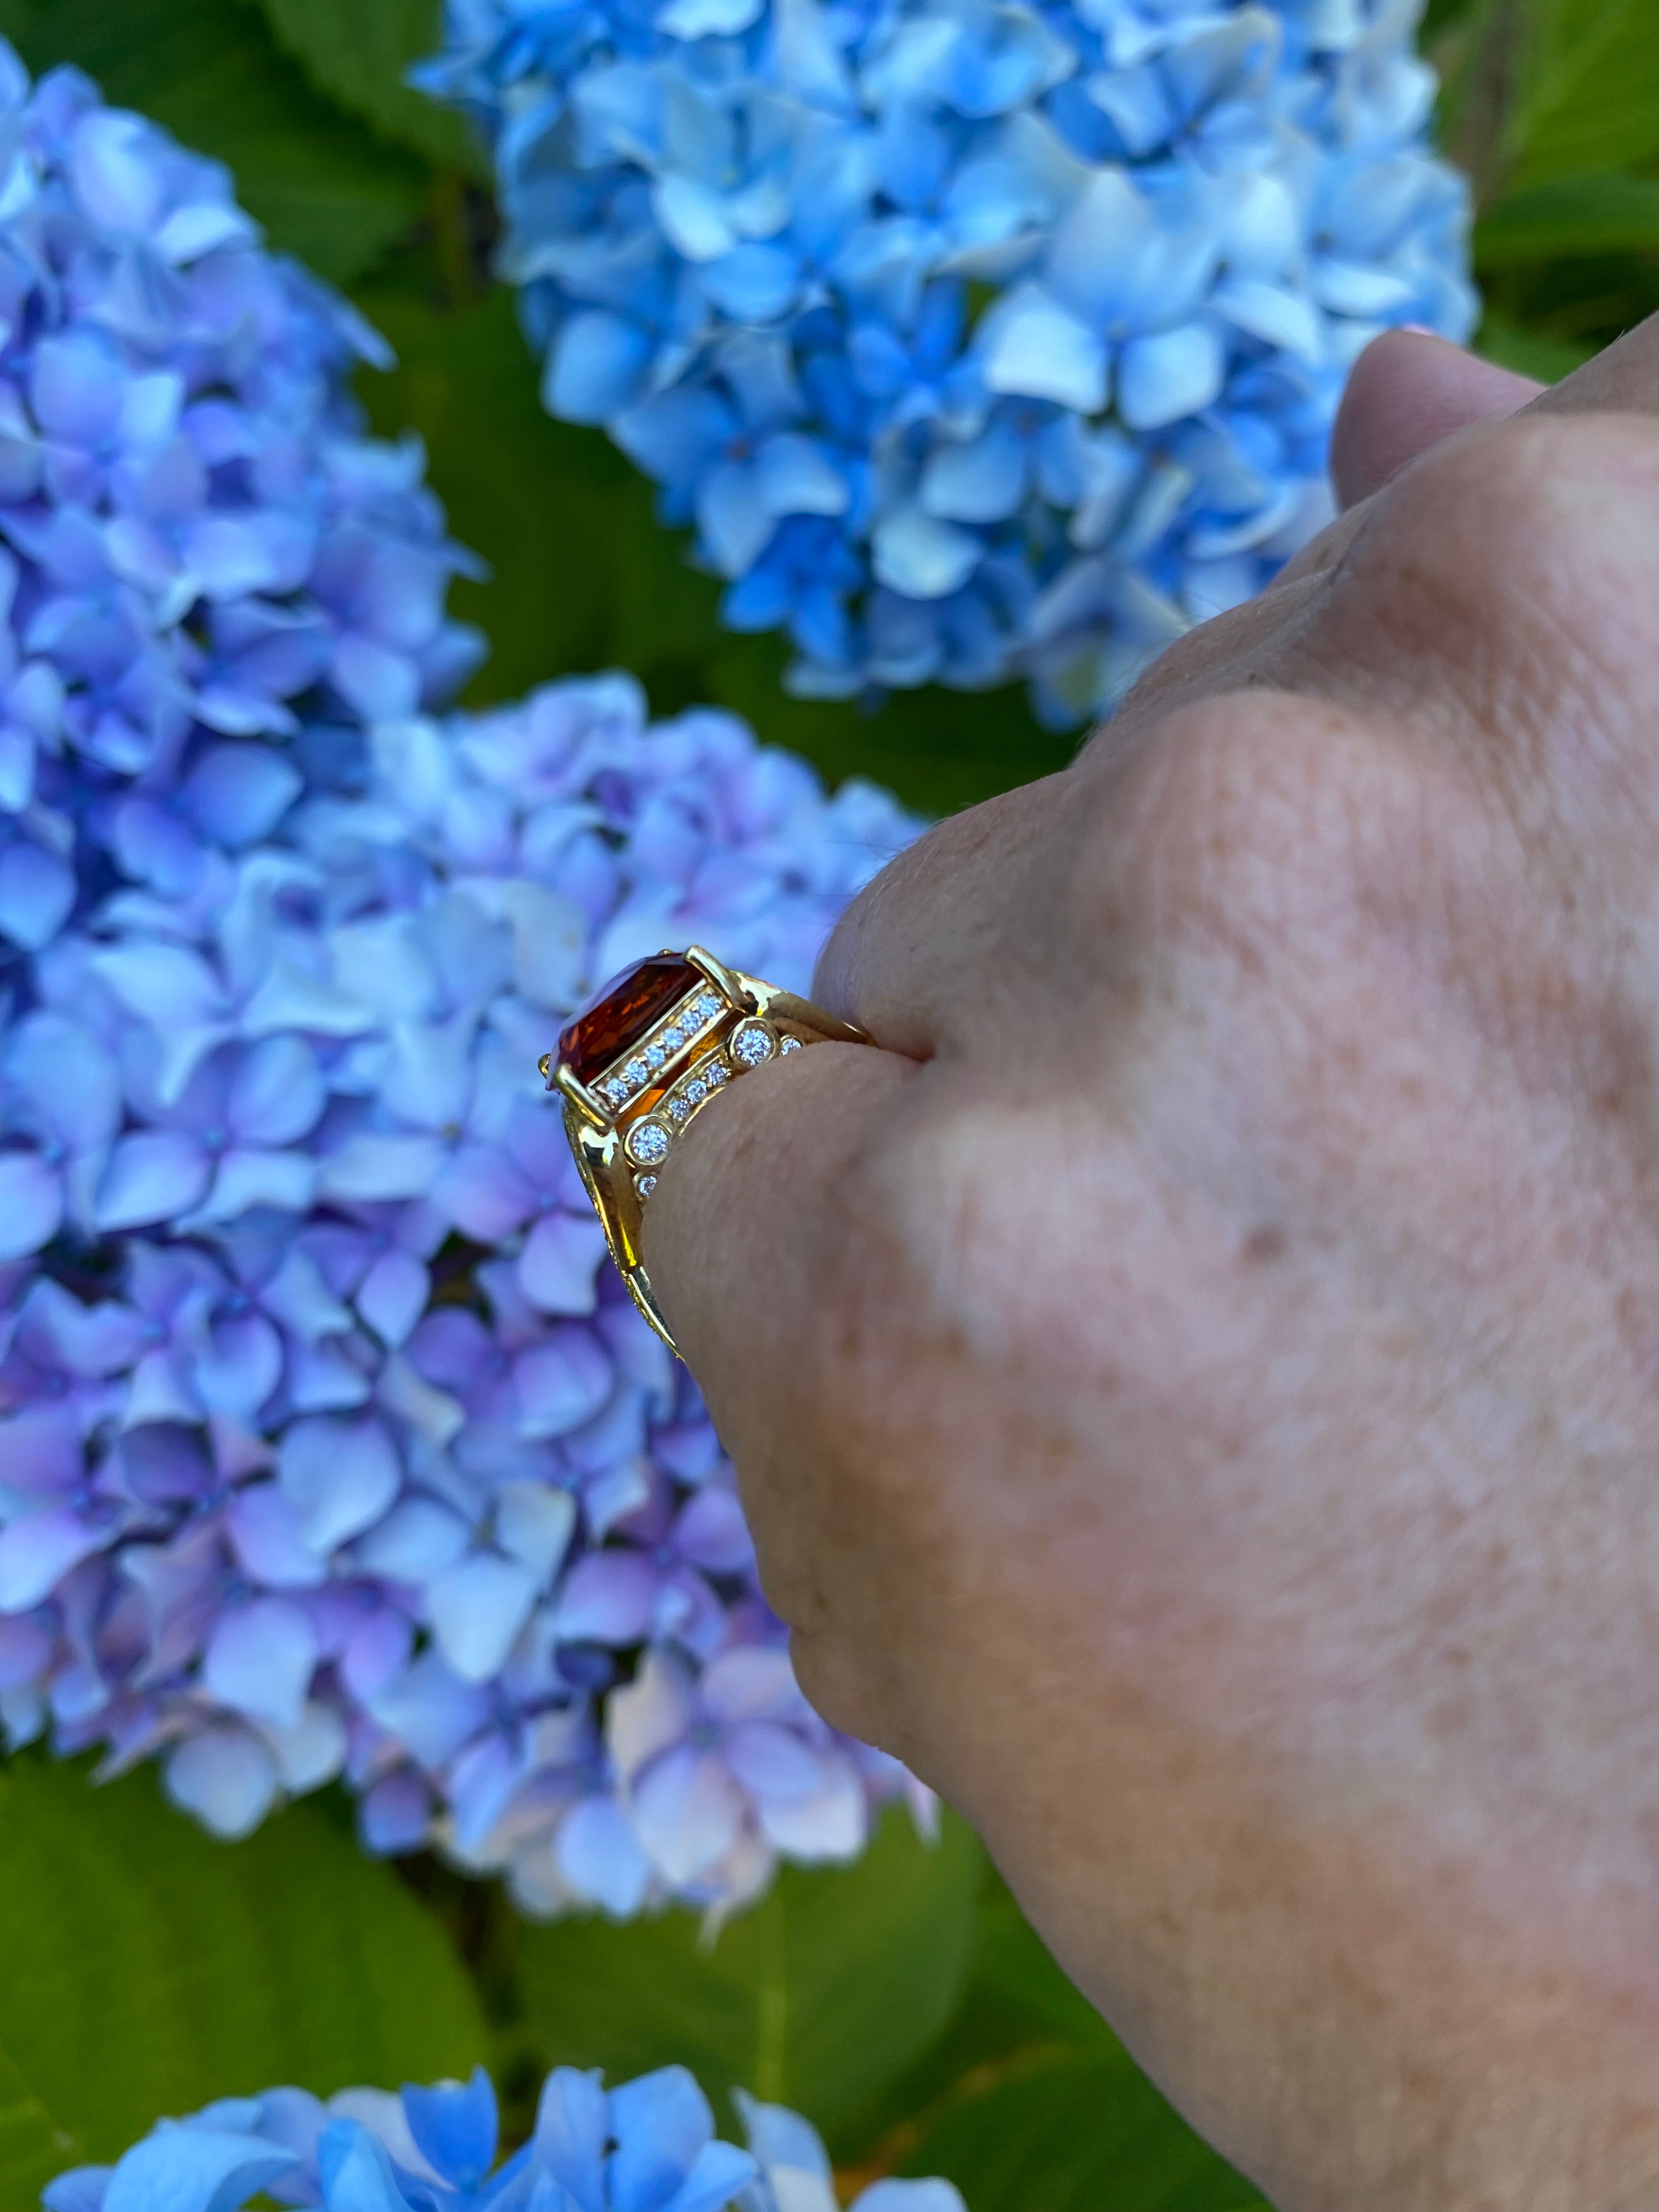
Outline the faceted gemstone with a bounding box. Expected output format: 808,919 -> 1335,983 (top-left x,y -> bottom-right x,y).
731,1019 -> 776,1068
558,954 -> 702,1083
625,1118 -> 672,1167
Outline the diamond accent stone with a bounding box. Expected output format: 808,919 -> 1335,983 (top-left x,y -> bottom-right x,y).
635,1173 -> 658,1200
706,1062 -> 728,1085
664,1023 -> 686,1047
731,1019 -> 776,1068
603,1077 -> 629,1105
668,1097 -> 691,1122
696,992 -> 721,1020
624,1058 -> 648,1088
625,1117 -> 672,1167
685,1079 -> 707,1105
645,1043 -> 665,1069
779,1035 -> 803,1054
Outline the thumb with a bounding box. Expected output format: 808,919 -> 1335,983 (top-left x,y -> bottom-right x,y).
1330,328 -> 1543,510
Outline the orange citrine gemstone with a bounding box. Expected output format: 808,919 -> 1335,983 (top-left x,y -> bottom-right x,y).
557,954 -> 701,1084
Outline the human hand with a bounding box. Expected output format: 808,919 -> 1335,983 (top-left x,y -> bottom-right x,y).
645,318 -> 1659,2211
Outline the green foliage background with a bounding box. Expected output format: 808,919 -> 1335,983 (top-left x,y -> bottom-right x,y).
0,0 -> 1655,2203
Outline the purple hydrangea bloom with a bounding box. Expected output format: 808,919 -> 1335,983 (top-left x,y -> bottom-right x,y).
43,2064 -> 966,2212
0,41 -> 482,974
0,38 -> 928,1916
0,670 -> 923,1914
418,0 -> 1476,724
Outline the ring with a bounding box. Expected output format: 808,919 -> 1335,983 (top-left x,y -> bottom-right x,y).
540,946 -> 870,1355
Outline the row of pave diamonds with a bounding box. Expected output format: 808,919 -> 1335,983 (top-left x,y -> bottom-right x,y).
594,988 -> 725,1111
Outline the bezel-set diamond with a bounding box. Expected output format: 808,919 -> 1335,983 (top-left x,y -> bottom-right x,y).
730,1018 -> 777,1068
624,1116 -> 673,1168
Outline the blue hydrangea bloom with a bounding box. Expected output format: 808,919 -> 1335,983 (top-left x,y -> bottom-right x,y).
418,0 -> 1477,724
43,2066 -> 966,2212
0,42 -> 926,1915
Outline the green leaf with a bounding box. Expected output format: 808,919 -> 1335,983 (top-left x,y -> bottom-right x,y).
1504,0 -> 1659,190
516,1808 -> 981,2140
842,1872 -> 1268,2205
0,2042 -> 71,2212
968,1878 -> 1114,2044
0,0 -> 423,286
894,2046 -> 1265,2212
352,285 -> 1076,816
1476,171 -> 1659,264
0,1754 -> 487,2212
245,0 -> 483,173
1474,311 -> 1596,380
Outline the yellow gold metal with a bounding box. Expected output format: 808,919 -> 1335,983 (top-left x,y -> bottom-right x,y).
555,1063 -> 610,1131
546,957 -> 870,1356
685,944 -> 748,1009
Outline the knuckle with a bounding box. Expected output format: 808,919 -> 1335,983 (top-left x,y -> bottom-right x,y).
1329,414 -> 1659,726
1063,693 -> 1501,1156
1084,690 -> 1437,962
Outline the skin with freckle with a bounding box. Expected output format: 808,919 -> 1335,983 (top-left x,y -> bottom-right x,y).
645,320 -> 1659,2211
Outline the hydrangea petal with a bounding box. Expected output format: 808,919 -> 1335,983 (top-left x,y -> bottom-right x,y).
0,1506 -> 108,1610
278,1415 -> 402,1551
402,2069 -> 498,2193
555,1793 -> 654,1917
101,2131 -> 298,2212
0,1148 -> 61,1257
631,1745 -> 746,1883
202,1598 -> 319,1729
163,1727 -> 280,1839
1116,320 -> 1226,429
853,2185 -> 969,2211
427,1553 -> 539,1682
607,2069 -> 717,2205
532,2068 -> 608,2204
0,839 -> 74,948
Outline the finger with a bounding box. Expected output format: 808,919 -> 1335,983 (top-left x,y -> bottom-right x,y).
812,768 -> 1082,1056
641,1038 -> 917,1658
1330,329 -> 1542,507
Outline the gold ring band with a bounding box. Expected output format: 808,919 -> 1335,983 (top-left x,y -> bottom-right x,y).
541,945 -> 869,1354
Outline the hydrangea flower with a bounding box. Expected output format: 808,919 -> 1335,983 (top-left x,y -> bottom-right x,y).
0,41 -> 926,1915
418,0 -> 1477,723
0,671 -> 922,1914
43,2064 -> 966,2212
0,40 -> 481,974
